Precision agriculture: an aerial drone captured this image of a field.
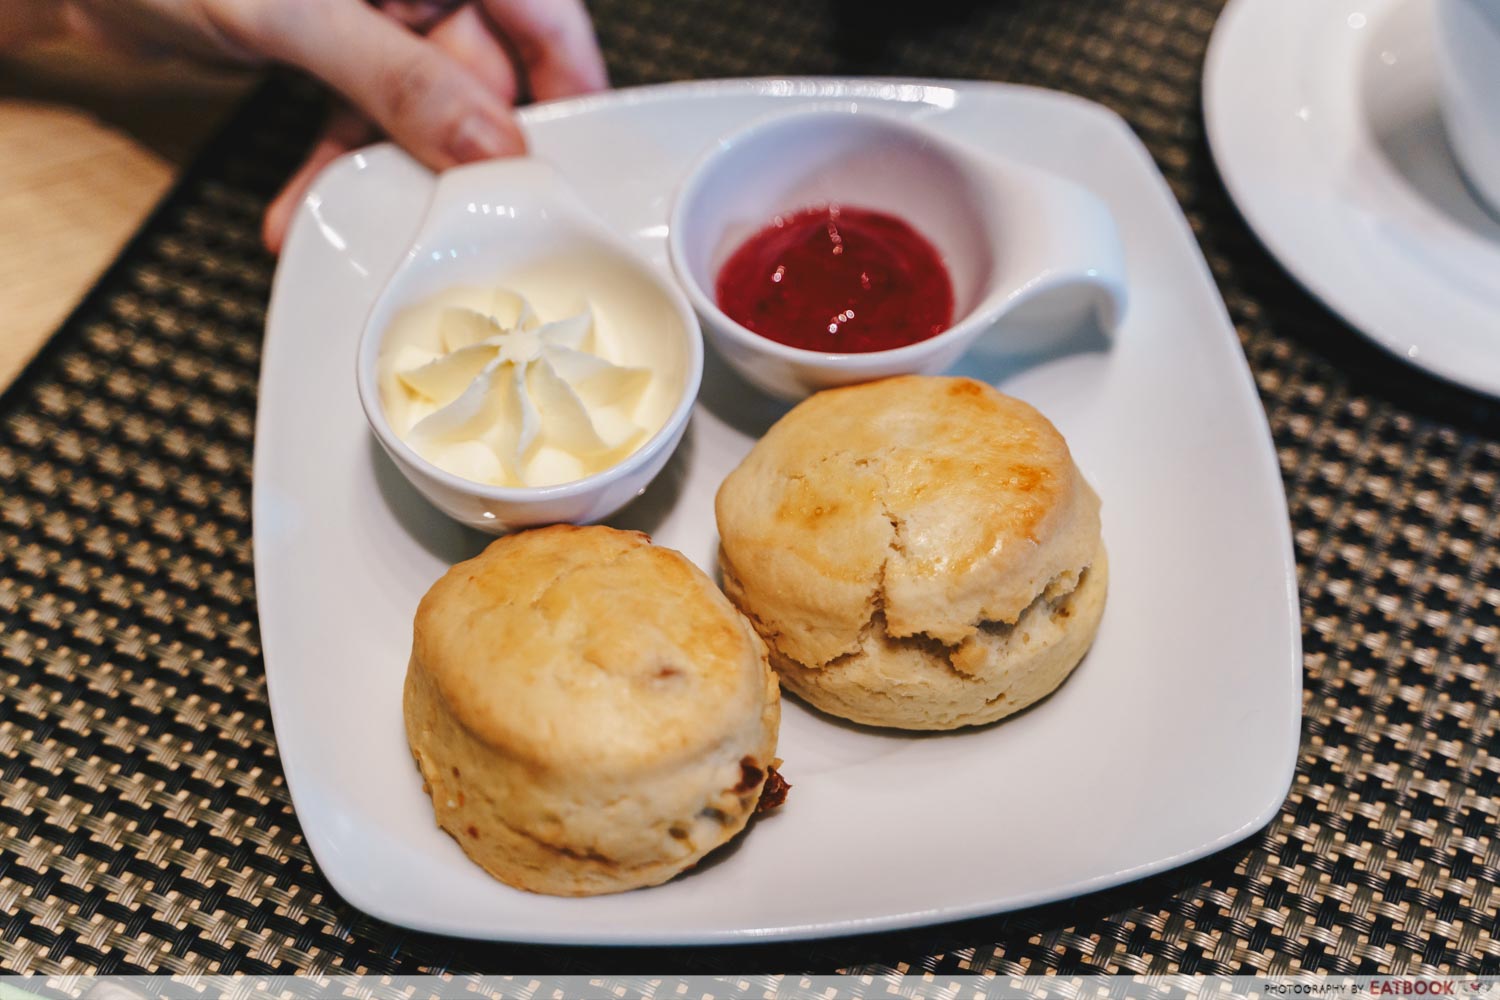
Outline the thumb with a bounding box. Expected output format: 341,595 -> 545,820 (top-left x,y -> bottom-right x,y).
249,0 -> 525,169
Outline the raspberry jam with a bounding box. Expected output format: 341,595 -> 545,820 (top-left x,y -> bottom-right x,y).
714,205 -> 954,354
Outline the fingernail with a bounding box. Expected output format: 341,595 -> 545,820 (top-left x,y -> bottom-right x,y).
447,114 -> 508,164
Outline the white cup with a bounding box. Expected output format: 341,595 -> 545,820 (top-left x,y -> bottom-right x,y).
667,107 -> 1127,402
356,158 -> 703,534
1434,0 -> 1500,213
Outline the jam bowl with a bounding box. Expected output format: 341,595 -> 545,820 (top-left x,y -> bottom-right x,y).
667,106 -> 1129,401
356,157 -> 703,534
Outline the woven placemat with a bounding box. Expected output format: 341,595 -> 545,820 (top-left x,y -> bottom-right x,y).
3,0 -> 1499,979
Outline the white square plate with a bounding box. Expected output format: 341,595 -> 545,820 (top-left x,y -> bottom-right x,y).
256,79 -> 1301,944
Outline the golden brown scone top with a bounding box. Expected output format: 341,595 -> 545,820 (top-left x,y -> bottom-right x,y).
715,375 -> 1102,668
414,525 -> 769,774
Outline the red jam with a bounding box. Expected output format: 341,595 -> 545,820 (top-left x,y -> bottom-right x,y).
714,205 -> 954,354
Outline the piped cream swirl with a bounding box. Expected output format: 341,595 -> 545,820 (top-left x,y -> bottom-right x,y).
379,289 -> 656,488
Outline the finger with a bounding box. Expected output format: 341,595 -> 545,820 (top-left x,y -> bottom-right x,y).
0,0 -> 64,48
64,0 -> 256,63
376,1 -> 465,33
249,0 -> 525,171
262,107 -> 376,254
50,3 -> 165,57
427,4 -> 519,106
478,0 -> 608,100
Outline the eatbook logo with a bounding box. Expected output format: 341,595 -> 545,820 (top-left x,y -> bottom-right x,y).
1366,984 -> 1457,996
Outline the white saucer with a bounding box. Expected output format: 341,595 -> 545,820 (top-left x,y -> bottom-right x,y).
256,79 -> 1301,944
1205,0 -> 1500,397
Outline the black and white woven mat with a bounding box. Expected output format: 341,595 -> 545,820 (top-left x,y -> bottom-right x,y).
2,0 -> 1499,978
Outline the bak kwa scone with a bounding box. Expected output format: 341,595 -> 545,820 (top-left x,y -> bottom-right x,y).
404,525 -> 782,896
716,375 -> 1106,730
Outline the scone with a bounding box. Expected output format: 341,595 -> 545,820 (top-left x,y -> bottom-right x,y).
403,525 -> 781,896
716,375 -> 1106,730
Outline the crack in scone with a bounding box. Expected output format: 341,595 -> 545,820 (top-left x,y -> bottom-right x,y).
761,553 -> 1105,729
720,468 -> 1092,683
791,564 -> 1093,678
791,447 -> 1082,677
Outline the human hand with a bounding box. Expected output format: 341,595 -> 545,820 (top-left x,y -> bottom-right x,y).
12,1 -> 608,252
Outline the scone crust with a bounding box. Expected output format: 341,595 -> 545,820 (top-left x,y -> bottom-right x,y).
716,375 -> 1104,729
405,525 -> 780,896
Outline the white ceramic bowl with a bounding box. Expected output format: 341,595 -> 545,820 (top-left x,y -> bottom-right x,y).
356,158 -> 703,534
667,106 -> 1128,401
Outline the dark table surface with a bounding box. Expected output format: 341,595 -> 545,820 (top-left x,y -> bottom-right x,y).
3,0 -> 1499,979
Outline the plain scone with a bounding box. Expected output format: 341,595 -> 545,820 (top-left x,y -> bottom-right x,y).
403,525 -> 781,896
716,375 -> 1106,730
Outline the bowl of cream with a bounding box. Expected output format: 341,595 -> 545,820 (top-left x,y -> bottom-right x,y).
356,158 -> 702,533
